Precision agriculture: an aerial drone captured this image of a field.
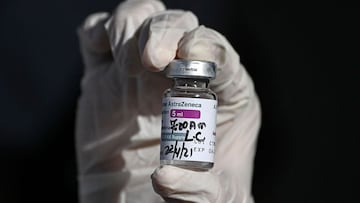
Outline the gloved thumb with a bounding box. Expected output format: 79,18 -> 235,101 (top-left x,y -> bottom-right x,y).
151,165 -> 225,202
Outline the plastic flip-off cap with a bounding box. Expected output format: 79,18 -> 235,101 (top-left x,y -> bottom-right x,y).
166,59 -> 216,79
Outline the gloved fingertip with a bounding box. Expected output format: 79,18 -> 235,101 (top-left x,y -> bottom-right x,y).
142,47 -> 175,71
151,165 -> 186,184
138,10 -> 199,72
177,25 -> 227,68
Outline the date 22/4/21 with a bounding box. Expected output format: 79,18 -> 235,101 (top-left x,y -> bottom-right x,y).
163,140 -> 193,159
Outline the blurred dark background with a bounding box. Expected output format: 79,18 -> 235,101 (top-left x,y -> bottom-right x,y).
1,0 -> 359,202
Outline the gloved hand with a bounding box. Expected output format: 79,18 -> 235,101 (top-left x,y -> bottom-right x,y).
76,0 -> 261,202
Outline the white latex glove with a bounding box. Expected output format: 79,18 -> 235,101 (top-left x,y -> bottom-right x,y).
76,0 -> 261,202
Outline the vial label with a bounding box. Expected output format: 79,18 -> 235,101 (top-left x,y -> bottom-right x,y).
161,97 -> 217,163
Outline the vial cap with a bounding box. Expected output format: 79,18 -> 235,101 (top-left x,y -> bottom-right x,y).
166,59 -> 216,79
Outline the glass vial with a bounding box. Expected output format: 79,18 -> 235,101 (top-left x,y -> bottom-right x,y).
160,59 -> 217,171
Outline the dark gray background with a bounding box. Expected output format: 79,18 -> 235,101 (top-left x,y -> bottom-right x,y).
1,0 -> 359,202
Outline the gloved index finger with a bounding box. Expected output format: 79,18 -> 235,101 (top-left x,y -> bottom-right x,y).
138,10 -> 199,71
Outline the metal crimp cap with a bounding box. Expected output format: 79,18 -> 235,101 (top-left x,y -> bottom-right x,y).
166,59 -> 216,80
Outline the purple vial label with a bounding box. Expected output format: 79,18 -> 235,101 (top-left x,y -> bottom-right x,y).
170,109 -> 201,119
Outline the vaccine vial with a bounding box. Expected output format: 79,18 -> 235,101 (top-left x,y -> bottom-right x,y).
160,59 -> 217,171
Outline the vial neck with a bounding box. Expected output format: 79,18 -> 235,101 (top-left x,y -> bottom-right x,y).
174,78 -> 209,88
